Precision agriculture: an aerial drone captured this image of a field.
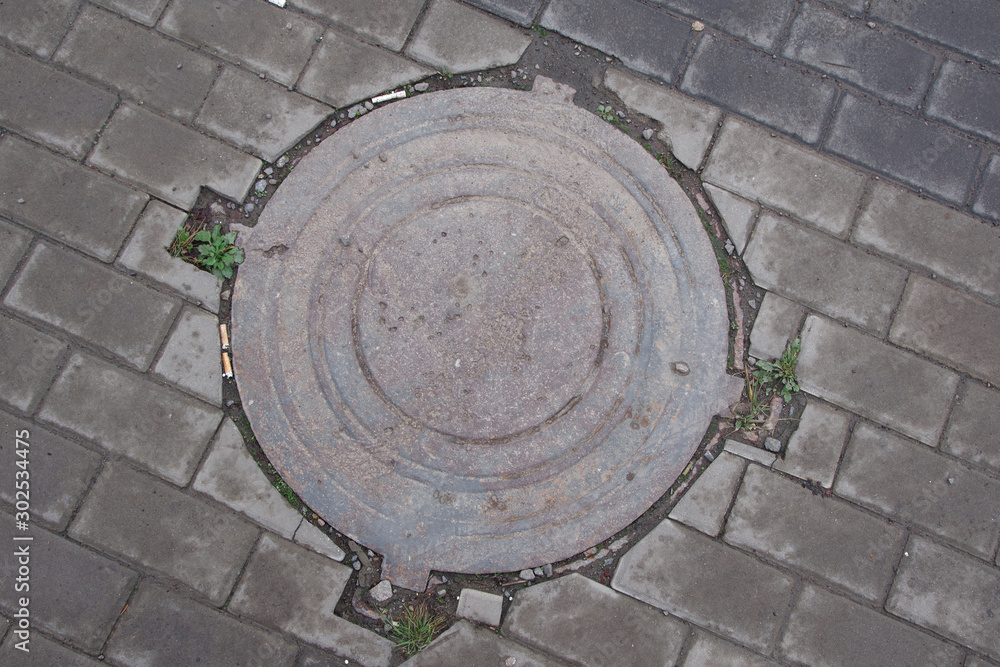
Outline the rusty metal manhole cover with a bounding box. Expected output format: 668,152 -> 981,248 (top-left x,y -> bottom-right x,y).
232,79 -> 739,591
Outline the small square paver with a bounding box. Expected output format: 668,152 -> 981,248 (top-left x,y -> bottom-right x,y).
154,305 -> 222,405
749,291 -> 805,362
0,314 -> 66,412
0,218 -> 32,289
289,0 -> 425,50
773,401 -> 850,489
703,184 -> 757,254
668,451 -> 746,537
456,588 -> 504,626
943,381 -> 1000,473
0,0 -> 77,58
90,0 -> 169,26
401,620 -> 560,667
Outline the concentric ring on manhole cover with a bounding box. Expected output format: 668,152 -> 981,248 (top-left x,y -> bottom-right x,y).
232,78 -> 742,591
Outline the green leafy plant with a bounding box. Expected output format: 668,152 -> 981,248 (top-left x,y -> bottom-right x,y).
532,24 -> 548,37
731,375 -> 770,431
193,224 -> 244,280
390,605 -> 447,656
440,67 -> 454,79
169,227 -> 195,257
753,338 -> 801,401
596,104 -> 615,122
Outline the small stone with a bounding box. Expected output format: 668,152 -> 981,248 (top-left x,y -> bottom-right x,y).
263,167 -> 273,176
764,436 -> 781,452
254,180 -> 267,194
369,580 -> 393,603
867,21 -> 876,28
364,101 -> 374,111
519,568 -> 535,580
506,658 -> 517,667
268,179 -> 277,185
414,82 -> 429,92
348,104 -> 365,119
353,561 -> 361,570
438,588 -> 447,596
533,567 -> 543,577
276,156 -> 289,168
671,361 -> 690,376
748,298 -> 757,309
642,129 -> 655,141
339,235 -> 351,247
692,20 -> 706,31
725,239 -> 735,255
243,202 -> 255,214
176,64 -> 183,69
220,289 -> 231,300
616,110 -> 626,118
542,563 -> 553,577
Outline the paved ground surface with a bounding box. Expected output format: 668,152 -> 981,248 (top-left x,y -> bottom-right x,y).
0,0 -> 998,665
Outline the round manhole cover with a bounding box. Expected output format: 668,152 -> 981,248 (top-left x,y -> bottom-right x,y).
232,79 -> 741,591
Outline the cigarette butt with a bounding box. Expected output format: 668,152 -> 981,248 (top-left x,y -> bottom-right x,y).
222,351 -> 233,378
372,90 -> 406,104
219,323 -> 230,350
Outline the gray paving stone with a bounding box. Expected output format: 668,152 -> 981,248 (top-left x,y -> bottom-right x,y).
154,305 -> 222,405
541,0 -> 690,84
466,0 -> 543,27
798,315 -> 959,445
773,401 -> 850,488
0,0 -> 76,58
290,0 -> 425,50
293,520 -> 346,562
825,93 -> 981,205
749,292 -> 804,362
39,353 -> 222,485
401,620 -> 564,667
702,118 -> 866,236
505,573 -> 687,667
0,46 -> 117,159
836,422 -> 1000,559
0,219 -> 31,289
0,410 -> 101,530
682,632 -> 778,667
927,60 -> 1000,143
107,582 -> 298,667
973,154 -> 1000,223
70,461 -> 258,603
668,452 -> 746,536
944,382 -> 1000,473
229,534 -> 393,667
725,466 -> 905,602
783,3 -> 934,108
456,588 -> 504,626
965,657 -> 999,667
193,418 -> 303,538
407,0 -> 531,74
887,535 -> 1000,660
91,0 -> 169,26
0,314 -> 66,412
612,519 -> 795,653
724,439 -> 776,467
197,67 -> 332,163
891,276 -> 1000,386
650,0 -> 794,50
0,512 -> 137,653
779,584 -> 963,667
0,136 -> 148,262
681,34 -> 837,144
854,181 -> 1000,303
159,0 -> 322,86
704,184 -> 756,254
4,243 -> 179,369
0,630 -> 103,666
604,68 -> 721,170
870,0 -> 1000,66
55,5 -> 217,122
743,213 -> 907,334
298,647 -> 358,667
298,30 -> 432,109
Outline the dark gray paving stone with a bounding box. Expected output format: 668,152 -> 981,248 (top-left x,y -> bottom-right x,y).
0,630 -> 103,665
824,0 -> 866,13
944,381 -> 1000,473
4,243 -> 179,370
681,34 -> 837,144
887,536 -> 1000,661
870,0 -> 1000,66
55,5 -> 217,122
0,219 -> 31,290
825,93 -> 981,205
69,461 -> 258,604
612,519 -> 795,653
783,3 -> 934,108
837,422 -> 1000,559
797,314 -> 958,446
38,353 -> 221,485
289,0 -> 425,50
668,451 -> 746,536
683,632 -> 778,666
466,0 -> 543,27
105,582 -> 298,667
926,60 -> 1000,143
772,401 -> 850,489
779,584 -> 964,666
0,512 -> 137,652
973,154 -> 1000,222
401,620 -> 565,667
91,0 -> 169,26
0,410 -> 100,530
0,314 -> 66,412
0,0 -> 77,58
650,0 -> 795,50
159,0 -> 322,86
541,0 -> 690,84
504,573 -> 687,667
153,305 -> 222,404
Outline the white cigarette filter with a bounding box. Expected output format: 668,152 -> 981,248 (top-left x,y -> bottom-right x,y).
372,90 -> 406,104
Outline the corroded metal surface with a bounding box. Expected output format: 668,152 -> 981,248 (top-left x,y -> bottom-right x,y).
232,79 -> 741,591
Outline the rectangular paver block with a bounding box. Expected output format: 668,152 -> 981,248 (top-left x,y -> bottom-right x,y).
973,154 -> 1000,223
0,218 -> 31,289
290,0 -> 425,50
797,314 -> 958,445
927,59 -> 1000,143
870,0 -> 1000,66
652,0 -> 794,50
0,631 -> 103,666
704,184 -> 757,253
944,381 -> 1000,473
724,439 -> 776,467
402,620 -> 563,667
0,0 -> 77,58
773,401 -> 850,489
749,292 -> 805,362
0,314 -> 66,412
91,0 -> 169,26
154,305 -> 222,405
465,0 -> 543,27
39,353 -> 222,485
668,451 -> 745,536
456,588 -> 504,627
293,520 -> 346,562
683,632 -> 778,667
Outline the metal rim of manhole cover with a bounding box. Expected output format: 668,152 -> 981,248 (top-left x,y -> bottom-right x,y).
232,77 -> 742,592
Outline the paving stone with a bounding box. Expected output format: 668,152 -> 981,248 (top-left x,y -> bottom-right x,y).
944,382 -> 1000,473
604,68 -> 721,170
926,60 -> 1000,143
197,67 -> 332,163
456,588 -> 504,626
965,657 -> 999,667
869,0 -> 1000,66
91,0 -> 169,26
854,181 -> 1000,303
55,5 -> 217,122
704,184 -> 756,254
406,0 -> 531,74
783,3 -> 934,108
293,520 -> 346,562
0,314 -> 66,412
299,30 -> 432,109
0,136 -> 148,262
798,315 -> 958,445
681,35 -> 836,144
973,154 -> 1000,223
194,419 -> 302,537
465,0 -> 543,27
154,305 -> 222,405
0,46 -> 117,159
836,422 -> 1000,559
70,461 -> 257,603
702,118 -> 866,236
504,573 -> 687,667
401,620 -> 563,667
650,0 -> 794,50
0,0 -> 77,58
749,292 -> 804,361
39,353 -> 222,485
0,410 -> 101,530
682,631 -> 778,667
887,535 -> 1000,660
0,630 -> 103,666
891,275 -> 1000,386
779,584 -> 963,667
0,219 -> 31,289
159,0 -> 321,86
289,0 -> 425,50
668,451 -> 746,536
724,439 -> 776,467
541,0 -> 691,83
773,401 -> 850,488
743,213 -> 907,334
298,646 -> 359,667
229,534 -> 393,667
0,512 -> 137,653
612,519 -> 795,653
825,93 -> 981,205
726,466 -> 904,602
4,243 -> 179,369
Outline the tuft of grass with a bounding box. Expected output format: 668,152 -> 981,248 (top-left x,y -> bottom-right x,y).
390,605 -> 447,656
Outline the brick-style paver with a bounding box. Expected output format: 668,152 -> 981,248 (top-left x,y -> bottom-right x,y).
683,632 -> 778,667
748,292 -> 804,361
668,451 -> 745,536
0,314 -> 66,412
91,0 -> 169,27
0,219 -> 31,288
656,0 -> 794,50
869,0 -> 1000,66
407,0 -> 532,73
456,588 -> 504,626
466,0 -> 543,27
944,381 -> 1000,472
927,59 -> 1000,144
0,631 -> 102,666
0,0 -> 77,58
293,519 -> 347,562
704,184 -> 757,253
973,153 -> 1000,222
153,305 -> 223,404
772,401 -> 850,488
290,0 -> 425,51
402,620 -> 564,667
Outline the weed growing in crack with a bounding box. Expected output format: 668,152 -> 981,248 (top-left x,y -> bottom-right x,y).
193,224 -> 244,280
596,104 -> 615,122
753,338 -> 801,401
390,604 -> 447,656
